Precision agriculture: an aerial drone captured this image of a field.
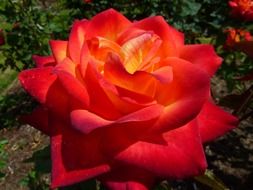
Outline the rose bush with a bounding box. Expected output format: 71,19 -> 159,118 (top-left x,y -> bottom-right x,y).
224,28 -> 252,50
19,9 -> 238,190
229,0 -> 253,21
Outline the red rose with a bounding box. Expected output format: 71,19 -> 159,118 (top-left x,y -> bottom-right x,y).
229,0 -> 253,21
224,28 -> 252,50
19,9 -> 238,190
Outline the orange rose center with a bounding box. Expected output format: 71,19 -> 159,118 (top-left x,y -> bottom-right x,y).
87,32 -> 162,74
121,32 -> 162,74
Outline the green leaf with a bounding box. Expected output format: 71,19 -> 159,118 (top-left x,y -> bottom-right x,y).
194,170 -> 229,190
180,0 -> 202,17
196,37 -> 214,44
25,146 -> 51,174
0,171 -> 5,178
0,139 -> 8,146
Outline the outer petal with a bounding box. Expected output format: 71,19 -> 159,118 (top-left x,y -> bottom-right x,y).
86,9 -> 131,41
114,119 -> 207,179
152,57 -> 210,132
18,67 -> 57,104
179,44 -> 222,76
68,19 -> 89,64
20,106 -> 50,135
19,68 -> 71,120
100,166 -> 155,190
32,55 -> 55,68
197,101 -> 238,143
49,40 -> 68,64
103,181 -> 149,190
131,16 -> 184,56
50,119 -> 110,188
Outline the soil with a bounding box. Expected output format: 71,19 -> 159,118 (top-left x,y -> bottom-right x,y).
206,119 -> 253,190
0,126 -> 49,190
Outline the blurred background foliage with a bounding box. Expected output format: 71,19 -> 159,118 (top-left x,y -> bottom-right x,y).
0,0 -> 253,189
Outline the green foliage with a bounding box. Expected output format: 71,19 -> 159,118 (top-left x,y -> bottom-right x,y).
0,87 -> 36,129
0,139 -> 8,179
0,0 -> 77,71
20,146 -> 51,189
195,170 -> 229,190
0,69 -> 17,93
19,170 -> 50,190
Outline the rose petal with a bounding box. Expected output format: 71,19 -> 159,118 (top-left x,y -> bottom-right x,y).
100,166 -> 155,190
197,101 -> 238,143
84,62 -> 122,120
179,44 -> 222,76
132,16 -> 184,56
71,104 -> 163,134
68,19 -> 89,64
71,110 -> 111,134
78,42 -> 91,79
18,67 -> 57,104
104,53 -> 156,98
50,120 -> 110,188
103,180 -> 149,190
87,37 -> 123,63
151,66 -> 173,83
117,28 -> 152,45
86,9 -> 131,41
103,86 -> 156,115
54,57 -> 76,77
49,40 -> 68,64
120,32 -> 159,74
54,70 -> 89,109
114,119 -> 207,179
91,71 -> 156,115
152,57 -> 210,132
32,55 -> 55,68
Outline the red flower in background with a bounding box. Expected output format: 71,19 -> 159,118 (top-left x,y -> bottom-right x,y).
0,29 -> 5,46
224,28 -> 252,49
84,0 -> 92,3
229,0 -> 253,21
19,9 -> 238,190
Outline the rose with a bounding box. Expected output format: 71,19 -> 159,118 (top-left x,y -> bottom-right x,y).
19,9 -> 238,190
229,0 -> 253,21
224,28 -> 252,50
223,28 -> 253,81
